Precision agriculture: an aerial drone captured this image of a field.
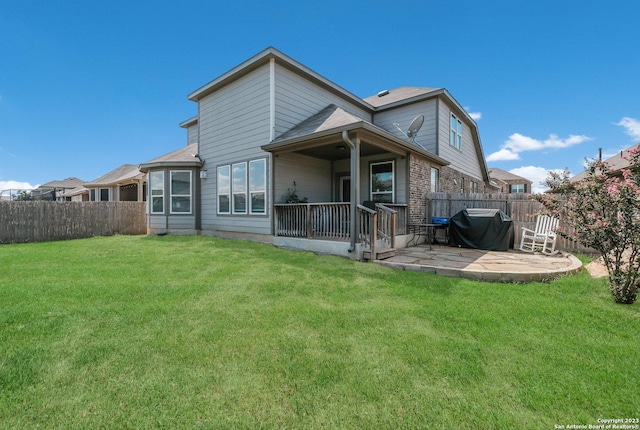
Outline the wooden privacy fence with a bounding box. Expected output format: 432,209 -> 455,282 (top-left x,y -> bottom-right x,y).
426,192 -> 596,254
0,201 -> 147,244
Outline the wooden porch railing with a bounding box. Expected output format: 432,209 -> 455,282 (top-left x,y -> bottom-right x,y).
274,203 -> 351,240
275,202 -> 399,253
383,204 -> 407,235
358,204 -> 377,257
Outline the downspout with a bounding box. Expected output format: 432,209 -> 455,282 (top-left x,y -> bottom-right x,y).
342,131 -> 360,252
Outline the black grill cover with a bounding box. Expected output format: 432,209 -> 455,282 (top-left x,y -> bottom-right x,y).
449,208 -> 514,251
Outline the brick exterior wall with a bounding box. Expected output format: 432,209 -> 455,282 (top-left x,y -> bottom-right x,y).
408,154 -> 495,223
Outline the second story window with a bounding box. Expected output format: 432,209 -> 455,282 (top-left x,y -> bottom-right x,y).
450,114 -> 462,150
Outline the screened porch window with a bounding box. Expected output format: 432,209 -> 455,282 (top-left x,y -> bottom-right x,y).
370,161 -> 394,203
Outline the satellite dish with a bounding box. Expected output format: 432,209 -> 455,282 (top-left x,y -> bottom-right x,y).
406,115 -> 424,139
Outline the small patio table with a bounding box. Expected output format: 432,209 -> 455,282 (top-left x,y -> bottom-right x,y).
407,223 -> 440,249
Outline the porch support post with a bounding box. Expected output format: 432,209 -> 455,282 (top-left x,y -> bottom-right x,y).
342,131 -> 360,253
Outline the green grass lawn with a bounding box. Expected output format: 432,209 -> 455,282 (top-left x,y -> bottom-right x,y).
0,236 -> 638,429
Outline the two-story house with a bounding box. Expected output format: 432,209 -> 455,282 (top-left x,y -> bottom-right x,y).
488,168 -> 533,194
139,47 -> 492,259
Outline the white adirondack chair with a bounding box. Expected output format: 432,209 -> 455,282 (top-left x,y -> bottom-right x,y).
519,215 -> 559,254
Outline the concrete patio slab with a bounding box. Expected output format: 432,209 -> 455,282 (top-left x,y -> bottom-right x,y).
376,244 -> 583,283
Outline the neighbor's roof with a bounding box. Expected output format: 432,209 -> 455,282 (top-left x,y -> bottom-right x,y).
38,177 -> 85,189
85,164 -> 144,187
139,144 -> 203,172
488,168 -> 533,183
60,185 -> 89,197
570,143 -> 640,182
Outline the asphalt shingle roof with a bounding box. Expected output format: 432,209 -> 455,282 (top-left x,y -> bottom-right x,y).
363,86 -> 442,108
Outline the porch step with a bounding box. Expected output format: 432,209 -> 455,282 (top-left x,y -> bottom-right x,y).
363,248 -> 396,261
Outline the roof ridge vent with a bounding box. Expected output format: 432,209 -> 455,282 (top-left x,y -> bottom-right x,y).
377,89 -> 390,97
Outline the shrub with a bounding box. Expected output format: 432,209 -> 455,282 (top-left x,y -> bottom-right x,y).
537,147 -> 640,304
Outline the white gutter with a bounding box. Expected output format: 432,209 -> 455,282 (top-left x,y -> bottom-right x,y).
342,131 -> 360,252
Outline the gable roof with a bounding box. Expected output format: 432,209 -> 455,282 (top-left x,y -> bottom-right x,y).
187,47 -> 372,112
263,104 -> 449,165
570,143 -> 640,182
271,104 -> 363,143
488,167 -> 533,183
139,144 -> 203,172
85,164 -> 144,188
186,47 -> 490,183
363,86 -> 443,108
60,185 -> 89,198
38,177 -> 85,189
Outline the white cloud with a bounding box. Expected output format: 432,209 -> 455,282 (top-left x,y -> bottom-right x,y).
464,107 -> 481,121
616,117 -> 640,141
509,166 -> 566,194
0,180 -> 37,191
486,148 -> 519,162
487,132 -> 592,161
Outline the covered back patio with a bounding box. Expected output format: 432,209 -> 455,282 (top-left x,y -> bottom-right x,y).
262,105 -> 448,260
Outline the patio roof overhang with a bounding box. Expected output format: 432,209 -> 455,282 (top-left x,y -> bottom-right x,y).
261,121 -> 450,166
138,159 -> 203,173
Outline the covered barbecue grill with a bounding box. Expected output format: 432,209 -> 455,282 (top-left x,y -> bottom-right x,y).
449,208 -> 514,251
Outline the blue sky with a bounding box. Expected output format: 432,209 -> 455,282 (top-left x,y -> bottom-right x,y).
1,0 -> 639,193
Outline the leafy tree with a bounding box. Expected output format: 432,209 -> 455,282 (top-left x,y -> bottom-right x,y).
13,190 -> 33,201
536,148 -> 640,304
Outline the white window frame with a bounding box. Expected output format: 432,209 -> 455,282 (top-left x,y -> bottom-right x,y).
232,162 -> 247,214
217,165 -> 231,214
218,158 -> 268,216
149,171 -> 165,214
370,160 -> 395,203
431,168 -> 440,192
450,114 -> 462,150
170,170 -> 192,214
511,183 -> 525,193
249,159 -> 266,214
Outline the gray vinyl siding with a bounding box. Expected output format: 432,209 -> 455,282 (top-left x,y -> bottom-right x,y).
437,100 -> 483,179
198,65 -> 272,235
187,123 -> 199,144
273,65 -> 371,137
274,153 -> 331,203
372,99 -> 438,154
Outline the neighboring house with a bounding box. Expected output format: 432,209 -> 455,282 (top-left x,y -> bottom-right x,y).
570,144 -> 640,183
488,168 -> 533,194
141,47 -> 493,258
35,177 -> 85,201
60,185 -> 90,201
84,164 -> 146,202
